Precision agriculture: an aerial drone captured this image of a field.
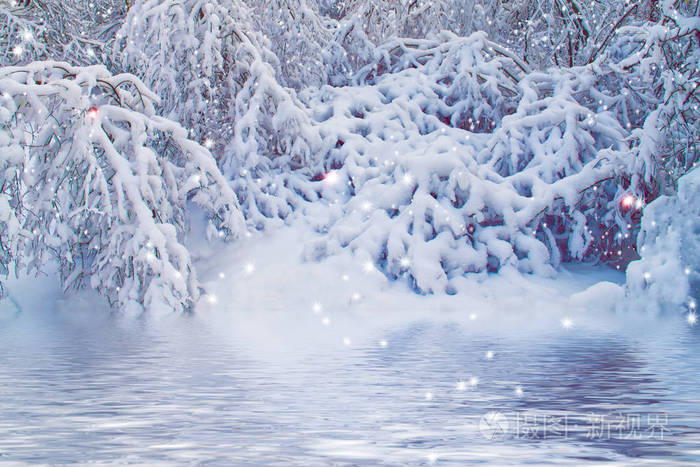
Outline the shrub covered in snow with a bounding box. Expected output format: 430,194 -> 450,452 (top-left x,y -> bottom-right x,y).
248,0 -> 331,90
0,0 -> 697,310
319,0 -> 651,81
303,11 -> 698,292
321,0 -> 461,86
116,0 -> 323,229
626,167 -> 699,314
0,0 -> 124,66
0,62 -> 244,311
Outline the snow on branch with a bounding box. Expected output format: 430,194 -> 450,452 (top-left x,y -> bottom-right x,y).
0,62 -> 244,312
1,0 -> 125,67
303,26 -> 696,292
116,0 -> 323,230
247,0 -> 332,89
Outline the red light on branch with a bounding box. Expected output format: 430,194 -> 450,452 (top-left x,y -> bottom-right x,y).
86,107 -> 99,120
620,194 -> 636,210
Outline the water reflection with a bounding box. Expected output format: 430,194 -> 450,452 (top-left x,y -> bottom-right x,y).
0,306 -> 698,464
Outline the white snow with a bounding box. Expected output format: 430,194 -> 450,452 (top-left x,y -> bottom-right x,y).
1,0 -> 697,315
625,168 -> 700,314
0,63 -> 243,313
2,219 -> 631,340
183,221 -> 631,339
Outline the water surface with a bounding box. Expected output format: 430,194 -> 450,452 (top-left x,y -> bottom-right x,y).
0,301 -> 698,465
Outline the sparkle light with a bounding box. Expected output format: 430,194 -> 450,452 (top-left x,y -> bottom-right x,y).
400,257 -> 411,267
561,317 -> 573,329
12,45 -> 22,56
86,107 -> 99,120
244,262 -> 255,274
218,272 -> 226,279
425,392 -> 433,400
206,294 -> 218,305
361,201 -> 372,211
351,292 -> 361,301
380,340 -> 388,347
363,261 -> 374,273
322,317 -> 330,326
402,173 -> 413,185
515,386 -> 524,397
469,313 -> 477,321
343,337 -> 352,346
469,376 -> 479,387
485,350 -> 494,359
456,381 -> 467,391
312,302 -> 322,314
323,171 -> 339,186
21,29 -> 33,41
620,194 -> 636,210
687,312 -> 697,326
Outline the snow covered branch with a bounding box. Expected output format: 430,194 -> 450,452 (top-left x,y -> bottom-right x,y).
304,23 -> 698,292
116,0 -> 323,230
0,62 -> 244,312
0,0 -> 696,309
1,0 -> 125,67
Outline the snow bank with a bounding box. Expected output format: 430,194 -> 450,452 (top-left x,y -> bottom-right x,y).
625,168 -> 699,314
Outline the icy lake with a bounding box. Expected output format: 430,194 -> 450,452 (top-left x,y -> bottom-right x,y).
1,282 -> 699,465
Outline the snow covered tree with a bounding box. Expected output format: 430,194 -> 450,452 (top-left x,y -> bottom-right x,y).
1,0 -> 697,309
619,0 -> 699,309
0,62 -> 244,312
324,0 -> 461,40
319,0 -> 670,75
320,0 -> 462,84
303,32 -> 557,292
303,1 -> 699,292
473,0 -> 608,68
246,0 -> 331,89
626,166 -> 699,314
0,0 -> 125,67
115,0 -> 322,230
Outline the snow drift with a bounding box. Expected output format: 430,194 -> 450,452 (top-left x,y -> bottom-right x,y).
626,167 -> 699,314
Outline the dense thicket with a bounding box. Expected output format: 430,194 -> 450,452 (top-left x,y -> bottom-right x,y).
1,0 -> 698,309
